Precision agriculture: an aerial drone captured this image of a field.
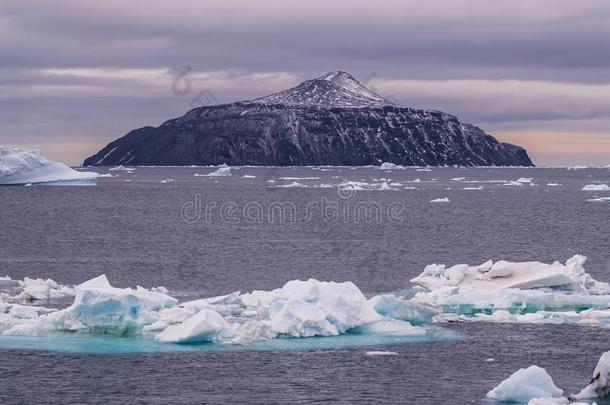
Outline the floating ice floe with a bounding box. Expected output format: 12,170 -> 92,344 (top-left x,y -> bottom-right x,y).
365,350 -> 398,356
486,365 -> 564,403
108,165 -> 134,171
206,164 -> 232,177
0,147 -> 98,186
97,173 -> 115,178
15,277 -> 75,301
570,351 -> 610,401
489,352 -> 610,404
411,255 -> 610,318
0,276 -> 436,346
279,176 -> 320,180
588,197 -> 610,203
583,184 -> 610,191
274,181 -> 307,188
379,162 -> 405,170
241,175 -> 256,178
430,197 -> 450,203
547,183 -> 561,187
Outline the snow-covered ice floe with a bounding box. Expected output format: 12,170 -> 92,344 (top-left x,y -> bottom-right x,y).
410,255 -> 610,324
0,147 -> 98,186
0,276 -> 456,353
487,365 -> 564,403
588,197 -> 610,203
379,162 -> 405,170
205,164 -> 232,177
583,184 -> 610,191
487,351 -> 610,404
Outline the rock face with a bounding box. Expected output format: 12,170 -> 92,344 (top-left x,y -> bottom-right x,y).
84,71 -> 533,167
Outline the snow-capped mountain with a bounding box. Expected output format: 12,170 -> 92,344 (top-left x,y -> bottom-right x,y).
84,71 -> 532,167
251,71 -> 394,108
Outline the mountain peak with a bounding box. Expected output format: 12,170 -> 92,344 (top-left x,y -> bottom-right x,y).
250,71 -> 395,108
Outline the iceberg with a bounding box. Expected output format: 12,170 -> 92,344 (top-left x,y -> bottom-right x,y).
108,165 -> 134,171
15,277 -> 75,301
0,147 -> 98,186
207,164 -> 232,177
4,274 -> 177,336
365,350 -> 398,356
571,351 -> 610,401
583,184 -> 610,191
487,365 -> 563,403
411,255 -> 610,317
588,197 -> 610,203
379,162 -> 405,170
430,197 -> 450,203
2,276 -> 441,347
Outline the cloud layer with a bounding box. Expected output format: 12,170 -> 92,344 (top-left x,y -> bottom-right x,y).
1,0 -> 609,165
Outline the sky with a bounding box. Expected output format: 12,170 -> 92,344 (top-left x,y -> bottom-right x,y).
0,0 -> 609,166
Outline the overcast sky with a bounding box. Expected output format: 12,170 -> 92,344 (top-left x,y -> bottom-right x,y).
1,0 -> 609,165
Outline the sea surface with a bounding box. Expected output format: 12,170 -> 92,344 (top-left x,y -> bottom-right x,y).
0,166 -> 609,404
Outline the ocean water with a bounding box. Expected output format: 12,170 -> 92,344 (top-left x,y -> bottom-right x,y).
0,166 -> 609,404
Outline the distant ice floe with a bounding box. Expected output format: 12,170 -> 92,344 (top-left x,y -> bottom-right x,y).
241,175 -> 256,178
546,183 -> 561,187
430,197 -> 450,203
0,147 -> 98,186
365,350 -> 398,356
487,351 -> 610,404
97,173 -> 115,178
583,184 -> 610,191
108,165 -> 134,172
379,162 -> 405,170
206,164 -> 232,177
588,197 -> 610,203
0,277 -> 436,347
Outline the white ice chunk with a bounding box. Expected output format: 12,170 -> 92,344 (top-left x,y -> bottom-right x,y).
369,294 -> 439,325
379,162 -> 404,170
412,255 -> 606,296
15,277 -> 75,301
207,164 -> 231,177
365,351 -> 398,356
4,274 -> 177,336
0,147 -> 98,185
430,197 -> 450,203
583,184 -> 610,191
487,366 -> 563,403
571,351 -> 610,400
156,309 -> 230,343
